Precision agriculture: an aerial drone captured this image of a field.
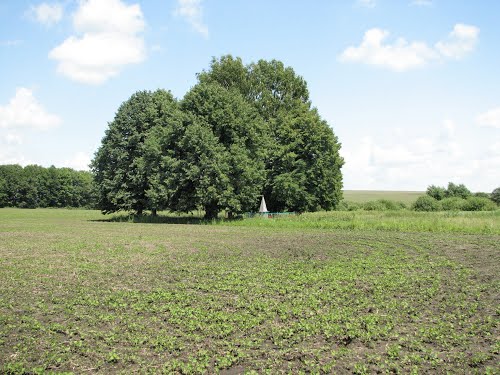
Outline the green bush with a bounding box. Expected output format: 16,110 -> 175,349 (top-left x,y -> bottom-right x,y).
462,197 -> 497,211
426,185 -> 446,200
440,197 -> 466,211
378,199 -> 407,210
446,182 -> 471,199
362,200 -> 387,211
474,192 -> 490,199
337,200 -> 362,211
338,199 -> 407,211
363,199 -> 407,211
491,187 -> 500,205
412,196 -> 441,212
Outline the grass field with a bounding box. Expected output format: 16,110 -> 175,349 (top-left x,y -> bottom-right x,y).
0,208 -> 499,373
342,190 -> 424,204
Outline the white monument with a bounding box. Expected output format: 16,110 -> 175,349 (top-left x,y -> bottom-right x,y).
259,195 -> 268,213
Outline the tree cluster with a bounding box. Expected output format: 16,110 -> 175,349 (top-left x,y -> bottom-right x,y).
426,182 -> 472,200
92,56 -> 344,218
415,182 -> 499,211
0,164 -> 95,209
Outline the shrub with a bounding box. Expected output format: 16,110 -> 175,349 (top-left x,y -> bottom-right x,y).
362,200 -> 387,211
412,196 -> 441,211
474,192 -> 490,199
440,197 -> 466,211
446,182 -> 471,199
378,199 -> 407,210
462,197 -> 497,211
491,187 -> 500,205
337,200 -> 362,211
426,185 -> 446,200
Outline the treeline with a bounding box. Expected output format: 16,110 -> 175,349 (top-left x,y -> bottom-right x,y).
337,183 -> 499,212
0,164 -> 95,209
414,182 -> 499,212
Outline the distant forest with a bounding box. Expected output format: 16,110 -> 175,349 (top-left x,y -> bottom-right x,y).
0,164 -> 95,209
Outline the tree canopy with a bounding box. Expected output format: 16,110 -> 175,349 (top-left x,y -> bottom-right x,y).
91,89 -> 181,215
491,187 -> 500,205
0,164 -> 94,209
198,55 -> 344,212
92,56 -> 344,218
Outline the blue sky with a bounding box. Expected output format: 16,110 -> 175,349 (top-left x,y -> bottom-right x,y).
0,0 -> 499,192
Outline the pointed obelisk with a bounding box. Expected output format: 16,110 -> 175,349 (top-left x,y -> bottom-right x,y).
259,195 -> 269,214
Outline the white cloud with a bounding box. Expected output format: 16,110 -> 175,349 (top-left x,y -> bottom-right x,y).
435,24 -> 479,59
0,134 -> 31,166
49,0 -> 146,85
72,0 -> 144,34
174,0 -> 208,38
0,88 -> 61,130
487,141 -> 500,156
29,2 -> 63,26
64,152 -> 91,171
339,28 -> 437,71
0,150 -> 33,166
340,120 -> 500,192
339,23 -> 479,71
4,133 -> 23,145
476,107 -> 500,129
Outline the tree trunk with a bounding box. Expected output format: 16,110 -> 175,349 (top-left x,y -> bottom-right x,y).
152,208 -> 157,216
204,204 -> 219,220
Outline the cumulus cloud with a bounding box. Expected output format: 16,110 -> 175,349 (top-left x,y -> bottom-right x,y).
435,24 -> 480,59
49,0 -> 146,84
0,87 -> 61,130
174,0 -> 208,38
29,2 -> 64,26
340,119 -> 498,192
4,133 -> 23,145
339,23 -> 479,71
339,28 -> 437,71
476,107 -> 500,129
64,151 -> 91,171
0,150 -> 33,166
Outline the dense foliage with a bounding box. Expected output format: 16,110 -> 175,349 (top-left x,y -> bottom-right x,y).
491,187 -> 500,205
0,164 -> 94,208
92,56 -> 344,218
426,182 -> 472,200
412,195 -> 442,212
91,90 -> 181,215
413,195 -> 496,212
421,182 -> 497,211
198,56 -> 344,213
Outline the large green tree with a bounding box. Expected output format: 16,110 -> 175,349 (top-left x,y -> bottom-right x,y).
491,187 -> 500,205
91,90 -> 180,215
92,56 -> 343,216
144,81 -> 267,219
198,55 -> 344,212
181,82 -> 267,218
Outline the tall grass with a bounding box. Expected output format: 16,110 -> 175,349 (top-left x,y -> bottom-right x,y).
1,208 -> 498,234
224,210 -> 500,234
